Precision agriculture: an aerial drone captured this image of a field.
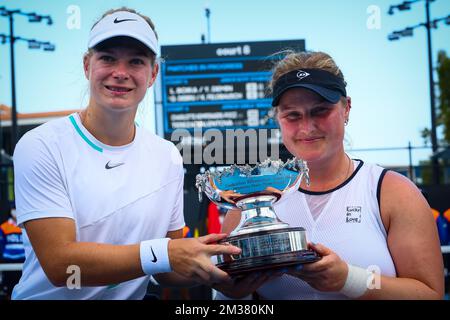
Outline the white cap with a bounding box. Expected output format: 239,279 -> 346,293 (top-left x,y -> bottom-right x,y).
88,11 -> 159,55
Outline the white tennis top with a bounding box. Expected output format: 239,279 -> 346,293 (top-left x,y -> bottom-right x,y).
12,113 -> 185,299
217,160 -> 397,300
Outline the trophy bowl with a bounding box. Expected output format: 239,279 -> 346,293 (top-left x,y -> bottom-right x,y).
196,158 -> 320,276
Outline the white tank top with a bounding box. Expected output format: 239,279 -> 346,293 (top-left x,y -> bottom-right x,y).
255,159 -> 397,300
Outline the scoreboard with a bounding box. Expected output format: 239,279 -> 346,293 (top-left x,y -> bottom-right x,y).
160,40 -> 305,138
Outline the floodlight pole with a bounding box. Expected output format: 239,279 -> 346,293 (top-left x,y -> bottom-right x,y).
0,8 -> 54,151
425,0 -> 440,184
205,7 -> 211,43
388,0 -> 444,184
9,12 -> 19,150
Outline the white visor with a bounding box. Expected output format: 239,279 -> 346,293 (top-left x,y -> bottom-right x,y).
88,11 -> 159,55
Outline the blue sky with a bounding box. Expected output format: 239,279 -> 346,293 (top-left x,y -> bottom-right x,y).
0,0 -> 449,166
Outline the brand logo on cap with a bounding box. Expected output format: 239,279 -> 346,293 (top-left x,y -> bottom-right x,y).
113,17 -> 137,24
296,70 -> 310,80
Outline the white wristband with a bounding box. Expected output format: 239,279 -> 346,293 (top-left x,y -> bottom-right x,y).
340,263 -> 374,298
140,238 -> 172,275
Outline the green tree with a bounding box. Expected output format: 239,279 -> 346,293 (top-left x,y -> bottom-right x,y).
419,51 -> 450,185
421,50 -> 450,146
437,50 -> 450,144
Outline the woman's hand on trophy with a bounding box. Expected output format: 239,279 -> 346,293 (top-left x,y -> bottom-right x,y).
168,233 -> 241,286
219,190 -> 243,204
212,270 -> 278,299
285,243 -> 348,292
264,186 -> 282,196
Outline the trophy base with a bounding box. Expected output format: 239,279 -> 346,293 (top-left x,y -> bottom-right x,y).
217,250 -> 320,276
217,227 -> 320,276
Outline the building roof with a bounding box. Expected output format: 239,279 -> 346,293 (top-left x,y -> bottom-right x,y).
0,104 -> 80,126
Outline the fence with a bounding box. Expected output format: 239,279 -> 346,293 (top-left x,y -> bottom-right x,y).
1,143 -> 449,215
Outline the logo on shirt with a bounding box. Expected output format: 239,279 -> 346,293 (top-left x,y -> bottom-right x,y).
150,247 -> 157,263
346,206 -> 362,223
105,161 -> 125,169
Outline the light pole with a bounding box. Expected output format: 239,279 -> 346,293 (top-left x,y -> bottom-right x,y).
205,6 -> 211,43
0,6 -> 54,152
388,0 -> 450,185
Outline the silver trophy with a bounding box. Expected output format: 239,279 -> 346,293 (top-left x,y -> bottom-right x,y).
196,158 -> 320,276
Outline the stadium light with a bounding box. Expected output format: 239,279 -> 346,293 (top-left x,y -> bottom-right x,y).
388,33 -> 401,41
387,0 -> 449,185
42,42 -> 55,51
388,6 -> 395,15
27,39 -> 40,49
398,1 -> 412,11
28,13 -> 42,23
401,27 -> 414,36
0,7 -> 8,16
0,7 -> 55,150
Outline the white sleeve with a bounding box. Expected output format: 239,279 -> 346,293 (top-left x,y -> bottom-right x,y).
13,131 -> 74,227
167,156 -> 185,232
